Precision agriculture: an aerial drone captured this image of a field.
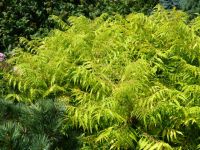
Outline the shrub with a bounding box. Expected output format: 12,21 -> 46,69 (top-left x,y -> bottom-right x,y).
159,0 -> 180,9
160,0 -> 200,18
179,0 -> 200,18
0,0 -> 159,52
0,0 -> 51,52
0,98 -> 71,149
2,6 -> 200,149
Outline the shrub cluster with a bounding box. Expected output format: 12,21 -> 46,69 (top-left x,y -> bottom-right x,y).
1,7 -> 200,149
0,0 -> 159,52
2,0 -> 200,52
0,99 -> 71,149
160,0 -> 200,17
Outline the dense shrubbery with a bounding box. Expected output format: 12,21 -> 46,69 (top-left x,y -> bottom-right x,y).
159,0 -> 179,9
0,99 -> 71,149
0,0 -> 159,52
160,0 -> 200,17
179,0 -> 200,13
1,6 -> 199,149
179,0 -> 200,19
2,0 -> 200,53
0,0 -> 50,52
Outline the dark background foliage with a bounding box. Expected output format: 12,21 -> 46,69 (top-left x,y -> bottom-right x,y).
0,0 -> 51,52
0,0 -> 159,52
1,0 -> 200,52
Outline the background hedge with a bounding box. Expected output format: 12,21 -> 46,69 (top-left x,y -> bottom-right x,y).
0,0 -> 159,52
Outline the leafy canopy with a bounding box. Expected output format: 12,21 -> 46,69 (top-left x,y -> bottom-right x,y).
2,5 -> 200,149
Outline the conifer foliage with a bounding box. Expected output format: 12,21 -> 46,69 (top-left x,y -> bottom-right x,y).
1,6 -> 200,149
0,98 -> 70,149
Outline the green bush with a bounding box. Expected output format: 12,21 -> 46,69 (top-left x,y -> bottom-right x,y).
0,98 -> 72,149
0,0 -> 51,52
0,0 -> 159,52
160,0 -> 200,18
179,0 -> 200,18
2,6 -> 200,149
2,0 -> 200,53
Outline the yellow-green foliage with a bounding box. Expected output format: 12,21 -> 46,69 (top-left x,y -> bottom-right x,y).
3,6 -> 200,149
